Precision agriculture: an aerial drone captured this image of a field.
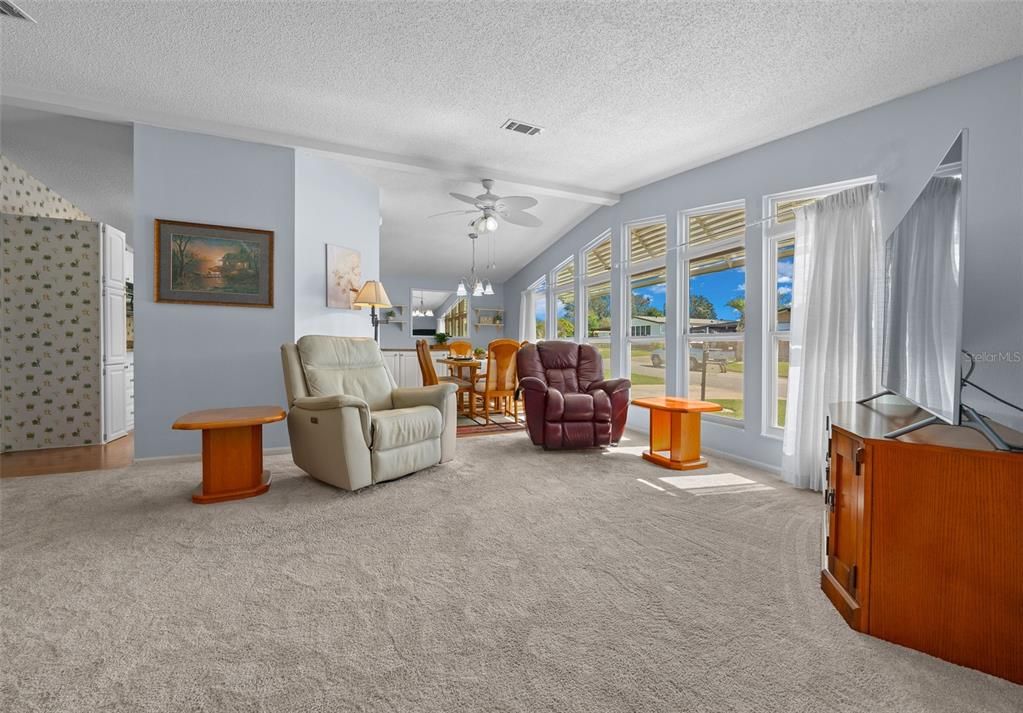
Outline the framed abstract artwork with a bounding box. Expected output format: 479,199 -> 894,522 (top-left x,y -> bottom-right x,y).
326,244 -> 362,309
154,219 -> 274,307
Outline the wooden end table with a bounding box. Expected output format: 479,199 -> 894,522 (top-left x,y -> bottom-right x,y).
172,405 -> 286,504
631,397 -> 723,470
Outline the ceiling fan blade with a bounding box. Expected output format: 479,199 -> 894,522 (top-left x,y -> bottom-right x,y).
449,192 -> 481,206
495,196 -> 538,211
427,209 -> 476,218
499,210 -> 543,228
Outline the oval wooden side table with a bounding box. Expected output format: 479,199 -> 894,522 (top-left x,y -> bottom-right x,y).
172,405 -> 286,504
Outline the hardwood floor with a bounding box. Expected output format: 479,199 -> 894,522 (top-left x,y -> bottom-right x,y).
0,433 -> 134,478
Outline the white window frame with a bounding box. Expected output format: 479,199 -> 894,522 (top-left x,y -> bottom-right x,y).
624,216 -> 668,394
760,176 -> 876,438
527,275 -> 548,342
581,231 -> 614,373
552,255 -> 577,341
678,199 -> 747,427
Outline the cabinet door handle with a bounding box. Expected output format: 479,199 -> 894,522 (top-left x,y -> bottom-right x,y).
854,447 -> 865,476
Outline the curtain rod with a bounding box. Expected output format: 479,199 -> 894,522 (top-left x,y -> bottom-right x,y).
742,180 -> 887,229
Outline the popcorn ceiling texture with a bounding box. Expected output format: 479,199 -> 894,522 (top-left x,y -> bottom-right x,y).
2,2 -> 1020,193
2,435 -> 1020,712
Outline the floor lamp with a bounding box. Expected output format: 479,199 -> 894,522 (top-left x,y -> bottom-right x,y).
353,280 -> 392,342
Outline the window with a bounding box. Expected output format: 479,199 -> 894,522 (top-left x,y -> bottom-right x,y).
531,276 -> 547,341
554,258 -> 575,339
680,202 -> 745,420
763,177 -> 874,431
627,222 -> 667,398
583,234 -> 613,377
445,296 -> 468,338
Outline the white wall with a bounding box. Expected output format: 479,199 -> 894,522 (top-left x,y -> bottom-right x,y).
1,105 -> 133,241
503,58 -> 1023,468
294,150 -> 380,339
133,125 -> 296,457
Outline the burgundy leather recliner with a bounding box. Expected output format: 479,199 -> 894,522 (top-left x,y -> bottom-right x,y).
516,341 -> 631,449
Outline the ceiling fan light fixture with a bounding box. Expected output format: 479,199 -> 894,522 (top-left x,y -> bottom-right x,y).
473,280 -> 484,297
425,309 -> 434,317
483,279 -> 494,296
456,281 -> 467,297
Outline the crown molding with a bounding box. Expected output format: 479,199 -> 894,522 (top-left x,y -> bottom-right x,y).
1,85 -> 620,207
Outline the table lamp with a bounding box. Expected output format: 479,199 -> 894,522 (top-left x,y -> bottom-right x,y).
353,280 -> 392,342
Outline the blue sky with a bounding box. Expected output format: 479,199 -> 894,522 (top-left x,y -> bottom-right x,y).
540,264 -> 756,322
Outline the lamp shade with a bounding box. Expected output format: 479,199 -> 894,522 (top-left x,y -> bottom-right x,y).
353,280 -> 392,308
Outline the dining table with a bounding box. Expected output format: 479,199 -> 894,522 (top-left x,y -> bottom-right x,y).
437,357 -> 483,417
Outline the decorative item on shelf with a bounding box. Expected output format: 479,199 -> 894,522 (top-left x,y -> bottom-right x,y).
434,332 -> 449,345
473,347 -> 486,359
494,312 -> 503,325
326,244 -> 362,310
384,309 -> 396,322
479,314 -> 494,325
353,280 -> 391,342
154,219 -> 273,307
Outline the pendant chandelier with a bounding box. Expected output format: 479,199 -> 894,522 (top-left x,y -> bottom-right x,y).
411,290 -> 434,317
456,232 -> 495,297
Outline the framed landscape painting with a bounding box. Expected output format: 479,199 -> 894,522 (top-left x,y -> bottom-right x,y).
154,219 -> 273,307
326,244 -> 361,309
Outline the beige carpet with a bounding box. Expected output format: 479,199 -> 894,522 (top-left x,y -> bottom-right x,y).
1,433 -> 1019,712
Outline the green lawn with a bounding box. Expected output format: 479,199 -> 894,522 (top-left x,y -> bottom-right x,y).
630,373 -> 665,386
695,399 -> 787,424
725,360 -> 789,377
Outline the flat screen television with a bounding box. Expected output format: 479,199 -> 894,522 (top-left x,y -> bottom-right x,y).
881,131 -> 965,425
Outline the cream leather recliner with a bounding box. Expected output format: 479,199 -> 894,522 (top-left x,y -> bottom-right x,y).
281,335 -> 457,491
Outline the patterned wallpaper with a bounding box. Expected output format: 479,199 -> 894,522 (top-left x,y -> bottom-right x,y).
2,156 -> 102,452
2,155 -> 93,221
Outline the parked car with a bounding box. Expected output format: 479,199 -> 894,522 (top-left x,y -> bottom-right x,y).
649,347 -> 729,373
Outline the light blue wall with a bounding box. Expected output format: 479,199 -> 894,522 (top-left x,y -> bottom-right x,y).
133,125 -> 296,457
379,271 -> 506,350
503,58 -> 1023,467
294,150 -> 380,340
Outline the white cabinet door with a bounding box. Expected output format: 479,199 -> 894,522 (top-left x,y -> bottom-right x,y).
125,354 -> 135,431
103,363 -> 128,442
104,287 -> 127,364
382,352 -> 400,384
400,352 -> 424,388
103,225 -> 126,289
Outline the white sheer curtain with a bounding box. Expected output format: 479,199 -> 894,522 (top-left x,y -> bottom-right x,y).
518,289 -> 535,343
782,184 -> 883,490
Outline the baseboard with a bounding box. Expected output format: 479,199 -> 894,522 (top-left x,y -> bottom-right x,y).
700,445 -> 781,475
135,446 -> 291,464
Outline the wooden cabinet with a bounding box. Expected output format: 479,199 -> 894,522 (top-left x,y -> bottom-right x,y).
823,400 -> 1023,684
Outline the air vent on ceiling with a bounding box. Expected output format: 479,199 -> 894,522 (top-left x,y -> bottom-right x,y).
501,119 -> 544,136
0,1 -> 35,22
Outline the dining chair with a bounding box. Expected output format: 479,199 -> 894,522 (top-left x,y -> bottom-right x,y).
447,340 -> 473,358
471,338 -> 520,424
416,339 -> 471,413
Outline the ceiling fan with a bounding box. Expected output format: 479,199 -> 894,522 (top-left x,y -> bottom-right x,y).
428,179 -> 542,230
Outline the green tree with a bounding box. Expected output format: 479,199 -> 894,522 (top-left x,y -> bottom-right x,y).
631,293 -> 664,317
726,296 -> 745,328
690,294 -> 717,319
